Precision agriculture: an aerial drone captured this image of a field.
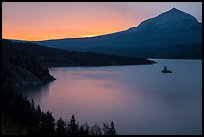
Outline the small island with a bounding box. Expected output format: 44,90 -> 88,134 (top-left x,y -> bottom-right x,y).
161,66 -> 172,73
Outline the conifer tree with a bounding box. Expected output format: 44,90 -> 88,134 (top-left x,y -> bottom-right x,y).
56,117 -> 67,135
67,115 -> 79,135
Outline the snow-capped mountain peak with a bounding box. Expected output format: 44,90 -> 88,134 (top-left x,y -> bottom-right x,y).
128,8 -> 199,32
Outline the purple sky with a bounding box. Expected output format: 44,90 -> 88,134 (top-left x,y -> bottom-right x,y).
2,2 -> 202,40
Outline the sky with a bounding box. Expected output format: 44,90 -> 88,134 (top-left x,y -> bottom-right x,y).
2,2 -> 202,41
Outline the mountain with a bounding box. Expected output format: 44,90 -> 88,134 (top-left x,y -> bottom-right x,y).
10,8 -> 202,59
128,8 -> 201,32
2,39 -> 56,91
2,39 -> 156,68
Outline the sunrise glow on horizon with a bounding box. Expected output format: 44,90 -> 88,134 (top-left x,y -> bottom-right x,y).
2,2 -> 202,41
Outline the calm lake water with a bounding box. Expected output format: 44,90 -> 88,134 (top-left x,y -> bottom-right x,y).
23,59 -> 202,135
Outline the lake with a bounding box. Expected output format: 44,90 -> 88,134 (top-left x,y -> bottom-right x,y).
23,59 -> 202,135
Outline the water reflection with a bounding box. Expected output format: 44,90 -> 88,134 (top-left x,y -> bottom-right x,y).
23,82 -> 52,110
24,59 -> 202,135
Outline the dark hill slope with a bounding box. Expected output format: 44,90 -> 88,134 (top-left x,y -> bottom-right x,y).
3,39 -> 155,67
28,8 -> 202,59
2,39 -> 56,91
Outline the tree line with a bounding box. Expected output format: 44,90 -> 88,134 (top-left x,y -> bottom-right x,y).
2,39 -> 155,67
2,90 -> 117,135
2,38 -> 118,135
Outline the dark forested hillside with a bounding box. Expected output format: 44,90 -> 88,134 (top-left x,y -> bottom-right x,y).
2,38 -> 119,135
2,39 -> 56,91
2,39 -> 156,67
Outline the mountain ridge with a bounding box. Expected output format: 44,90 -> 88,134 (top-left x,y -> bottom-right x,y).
6,8 -> 202,59
127,8 -> 200,32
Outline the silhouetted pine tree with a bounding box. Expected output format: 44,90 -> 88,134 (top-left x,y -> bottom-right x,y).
82,122 -> 90,135
78,126 -> 86,135
67,115 -> 79,135
109,121 -> 117,135
56,117 -> 67,135
103,121 -> 117,135
39,111 -> 55,135
90,123 -> 102,135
